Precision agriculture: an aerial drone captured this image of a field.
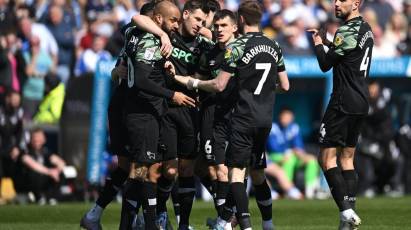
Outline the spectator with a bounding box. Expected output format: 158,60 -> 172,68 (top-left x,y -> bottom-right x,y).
46,4 -> 76,84
397,24 -> 411,54
262,13 -> 285,40
18,16 -> 58,70
281,26 -> 313,56
384,12 -> 408,45
404,0 -> 411,23
266,107 -> 320,199
356,81 -> 404,197
265,159 -> 304,200
11,128 -> 66,205
114,0 -> 137,26
0,0 -> 18,35
33,73 -> 65,125
372,24 -> 398,57
363,0 -> 395,30
22,35 -> 54,120
0,91 -> 25,197
75,35 -> 111,76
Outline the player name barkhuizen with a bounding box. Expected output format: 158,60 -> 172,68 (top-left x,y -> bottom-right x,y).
359,31 -> 374,49
242,45 -> 278,64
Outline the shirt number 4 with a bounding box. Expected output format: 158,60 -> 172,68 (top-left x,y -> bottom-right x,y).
360,47 -> 370,78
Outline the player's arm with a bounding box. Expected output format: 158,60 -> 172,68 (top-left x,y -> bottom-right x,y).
171,71 -> 229,93
276,71 -> 289,93
131,14 -> 172,57
164,61 -> 208,86
275,45 -> 289,93
308,29 -> 342,72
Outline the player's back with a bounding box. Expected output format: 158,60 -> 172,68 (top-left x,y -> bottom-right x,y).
229,32 -> 284,130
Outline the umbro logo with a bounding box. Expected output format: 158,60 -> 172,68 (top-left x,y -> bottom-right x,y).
147,151 -> 156,160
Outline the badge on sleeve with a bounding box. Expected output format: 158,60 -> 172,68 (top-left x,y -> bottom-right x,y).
224,47 -> 232,60
144,47 -> 156,60
334,33 -> 344,46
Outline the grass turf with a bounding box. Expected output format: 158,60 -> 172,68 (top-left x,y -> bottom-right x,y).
0,197 -> 410,230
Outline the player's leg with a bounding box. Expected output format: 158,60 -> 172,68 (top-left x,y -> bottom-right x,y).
225,128 -> 253,230
250,128 -> 274,230
213,122 -> 230,218
156,113 -> 178,229
120,113 -> 160,229
198,104 -> 218,198
176,107 -> 198,230
340,115 -> 364,210
340,147 -> 357,209
318,108 -> 359,229
81,85 -> 129,229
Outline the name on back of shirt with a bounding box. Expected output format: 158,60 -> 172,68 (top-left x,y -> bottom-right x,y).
241,44 -> 278,64
359,31 -> 374,49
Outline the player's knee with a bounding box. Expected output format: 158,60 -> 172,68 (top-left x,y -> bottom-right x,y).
178,159 -> 195,177
250,169 -> 265,185
216,165 -> 228,181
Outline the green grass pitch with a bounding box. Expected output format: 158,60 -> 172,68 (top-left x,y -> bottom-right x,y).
0,197 -> 410,230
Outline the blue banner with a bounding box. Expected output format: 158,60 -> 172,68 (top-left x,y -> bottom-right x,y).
284,56 -> 411,78
87,60 -> 115,184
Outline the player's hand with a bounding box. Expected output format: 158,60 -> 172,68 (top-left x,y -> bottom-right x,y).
111,63 -> 128,81
9,147 -> 20,161
164,61 -> 176,77
307,29 -> 323,46
48,168 -> 61,182
171,92 -> 196,107
160,32 -> 173,58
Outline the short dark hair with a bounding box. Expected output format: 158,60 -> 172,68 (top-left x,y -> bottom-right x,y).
279,106 -> 293,114
140,2 -> 155,16
238,0 -> 262,26
183,0 -> 210,14
207,0 -> 221,12
30,127 -> 44,135
213,9 -> 236,24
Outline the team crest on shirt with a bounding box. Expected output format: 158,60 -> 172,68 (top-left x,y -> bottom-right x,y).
224,47 -> 232,59
334,33 -> 344,46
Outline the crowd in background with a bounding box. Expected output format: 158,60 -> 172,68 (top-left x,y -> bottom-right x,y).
0,0 -> 410,121
0,0 -> 410,204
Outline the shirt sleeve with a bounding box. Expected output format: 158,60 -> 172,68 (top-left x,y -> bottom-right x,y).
314,26 -> 357,72
221,42 -> 243,74
274,41 -> 286,72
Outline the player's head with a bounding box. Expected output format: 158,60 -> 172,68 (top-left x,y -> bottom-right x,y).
205,0 -> 221,29
153,0 -> 181,34
140,1 -> 155,17
334,0 -> 362,20
182,0 -> 210,36
237,0 -> 263,34
278,107 -> 294,127
213,9 -> 237,44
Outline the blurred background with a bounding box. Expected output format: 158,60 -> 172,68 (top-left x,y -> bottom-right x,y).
0,0 -> 410,205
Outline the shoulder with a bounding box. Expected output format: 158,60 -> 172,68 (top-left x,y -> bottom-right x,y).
197,35 -> 215,51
